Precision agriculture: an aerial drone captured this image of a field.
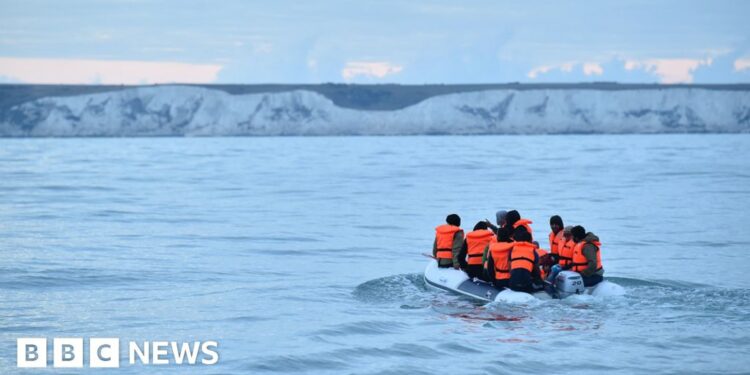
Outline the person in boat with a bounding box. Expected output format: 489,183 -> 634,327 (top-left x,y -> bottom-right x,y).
508,226 -> 541,293
534,244 -> 552,281
505,210 -> 534,239
433,214 -> 464,269
558,226 -> 575,266
568,225 -> 605,287
461,221 -> 495,280
484,210 -> 507,235
484,227 -> 514,289
548,215 -> 565,264
547,225 -> 575,282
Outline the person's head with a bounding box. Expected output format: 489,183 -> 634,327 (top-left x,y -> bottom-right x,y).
550,215 -> 564,233
495,210 -> 508,226
446,214 -> 461,227
496,227 -> 512,242
571,225 -> 586,242
505,210 -> 520,228
539,253 -> 553,268
513,226 -> 532,242
473,221 -> 488,231
563,225 -> 574,241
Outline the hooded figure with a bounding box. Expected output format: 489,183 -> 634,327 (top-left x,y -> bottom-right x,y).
504,210 -> 521,229
485,210 -> 508,234
447,214 -> 461,227
570,225 -> 605,286
505,210 -> 533,239
552,225 -> 575,267
548,215 -> 565,263
550,215 -> 564,231
496,210 -> 508,227
461,221 -> 494,280
508,227 -> 541,293
484,227 -> 514,289
433,214 -> 464,269
546,224 -> 575,281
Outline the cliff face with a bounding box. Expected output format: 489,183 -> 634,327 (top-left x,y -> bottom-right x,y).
1,85 -> 749,136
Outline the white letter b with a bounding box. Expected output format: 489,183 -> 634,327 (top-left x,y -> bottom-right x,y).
17,338 -> 47,368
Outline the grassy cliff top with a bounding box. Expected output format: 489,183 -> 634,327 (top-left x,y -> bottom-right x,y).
2,82 -> 749,111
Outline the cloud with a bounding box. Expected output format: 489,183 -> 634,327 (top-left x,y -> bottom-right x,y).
734,58 -> 750,71
583,62 -> 604,76
527,61 -> 602,78
624,58 -> 712,83
526,65 -> 554,79
0,57 -> 223,84
559,62 -> 575,72
527,63 -> 574,78
341,61 -> 403,80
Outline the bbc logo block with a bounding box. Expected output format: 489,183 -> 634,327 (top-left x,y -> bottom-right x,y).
90,338 -> 120,368
18,338 -> 120,368
17,338 -> 47,368
53,338 -> 83,368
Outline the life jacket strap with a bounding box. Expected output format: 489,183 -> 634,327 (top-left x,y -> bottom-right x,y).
511,257 -> 535,264
436,248 -> 453,259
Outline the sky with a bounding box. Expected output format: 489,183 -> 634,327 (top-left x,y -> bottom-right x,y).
0,0 -> 749,85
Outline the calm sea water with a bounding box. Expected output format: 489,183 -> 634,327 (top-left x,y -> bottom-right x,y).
1,134 -> 749,374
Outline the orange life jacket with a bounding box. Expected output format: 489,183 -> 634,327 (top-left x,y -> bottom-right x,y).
465,230 -> 494,266
510,241 -> 537,273
513,218 -> 533,235
488,241 -> 514,280
549,230 -> 564,256
435,224 -> 463,260
571,240 -> 603,273
558,239 -> 575,267
535,247 -> 549,280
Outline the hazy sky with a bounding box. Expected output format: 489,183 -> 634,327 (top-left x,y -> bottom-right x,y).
0,0 -> 748,84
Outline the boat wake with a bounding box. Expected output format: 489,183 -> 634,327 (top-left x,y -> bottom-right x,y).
354,272 -> 746,310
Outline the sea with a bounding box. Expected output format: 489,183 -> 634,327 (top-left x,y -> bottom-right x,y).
1,134 -> 749,374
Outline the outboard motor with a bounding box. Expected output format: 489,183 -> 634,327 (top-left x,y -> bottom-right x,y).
554,271 -> 586,298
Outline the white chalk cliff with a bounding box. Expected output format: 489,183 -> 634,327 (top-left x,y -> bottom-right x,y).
2,86 -> 749,136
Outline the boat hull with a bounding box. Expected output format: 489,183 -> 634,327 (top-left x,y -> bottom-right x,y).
423,260 -> 618,302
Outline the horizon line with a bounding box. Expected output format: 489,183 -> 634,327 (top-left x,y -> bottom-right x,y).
2,82 -> 750,87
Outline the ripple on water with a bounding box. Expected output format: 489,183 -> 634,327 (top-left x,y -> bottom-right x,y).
0,267 -> 145,290
313,320 -> 408,337
0,324 -> 59,333
435,341 -> 485,354
353,273 -> 429,305
247,355 -> 348,372
224,315 -> 274,323
246,343 -> 445,373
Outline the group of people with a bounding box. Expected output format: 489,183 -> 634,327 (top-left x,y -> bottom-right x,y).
432,210 -> 605,293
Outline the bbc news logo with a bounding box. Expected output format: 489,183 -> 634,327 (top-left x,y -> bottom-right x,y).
17,338 -> 219,368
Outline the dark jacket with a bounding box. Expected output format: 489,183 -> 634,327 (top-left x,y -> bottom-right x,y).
508,244 -> 540,293
580,232 -> 604,277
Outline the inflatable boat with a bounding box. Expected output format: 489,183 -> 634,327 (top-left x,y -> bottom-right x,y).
423,260 -> 618,302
